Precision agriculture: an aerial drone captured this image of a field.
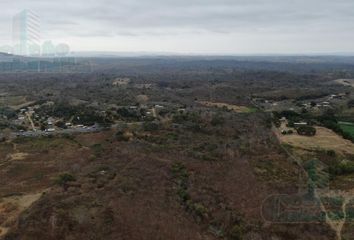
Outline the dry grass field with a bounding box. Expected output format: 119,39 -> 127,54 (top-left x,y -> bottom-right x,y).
0,135 -> 97,238
276,127 -> 354,155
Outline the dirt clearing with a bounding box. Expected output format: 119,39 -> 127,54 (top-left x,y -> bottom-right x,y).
0,192 -> 44,238
7,153 -> 29,161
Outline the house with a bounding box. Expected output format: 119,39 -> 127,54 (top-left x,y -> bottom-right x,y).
294,122 -> 308,127
112,78 -> 130,86
322,102 -> 331,108
178,108 -> 186,113
47,117 -> 55,125
330,93 -> 346,100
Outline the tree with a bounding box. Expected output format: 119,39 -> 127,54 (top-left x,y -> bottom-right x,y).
143,121 -> 159,132
55,121 -> 67,129
348,99 -> 354,108
56,173 -> 76,190
297,126 -> 316,136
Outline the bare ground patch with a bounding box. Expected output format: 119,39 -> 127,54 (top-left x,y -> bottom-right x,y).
0,192 -> 44,238
7,153 -> 29,161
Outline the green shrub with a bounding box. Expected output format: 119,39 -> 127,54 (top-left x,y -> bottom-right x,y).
91,143 -> 104,157
191,203 -> 208,218
348,99 -> 354,108
56,173 -> 76,187
330,161 -> 354,176
211,115 -> 225,126
297,126 -> 316,136
172,163 -> 190,203
116,131 -> 130,141
143,121 -> 159,132
327,150 -> 336,157
229,225 -> 243,240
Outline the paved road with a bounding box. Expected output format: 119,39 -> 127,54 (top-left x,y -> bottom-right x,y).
9,121 -> 144,139
12,126 -> 102,138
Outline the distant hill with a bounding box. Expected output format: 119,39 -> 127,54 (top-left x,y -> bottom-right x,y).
0,52 -> 13,57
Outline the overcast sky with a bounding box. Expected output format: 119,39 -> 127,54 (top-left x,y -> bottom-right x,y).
1,0 -> 354,54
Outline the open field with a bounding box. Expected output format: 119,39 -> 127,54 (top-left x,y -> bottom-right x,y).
339,122 -> 354,138
276,127 -> 354,155
335,79 -> 354,88
197,101 -> 257,113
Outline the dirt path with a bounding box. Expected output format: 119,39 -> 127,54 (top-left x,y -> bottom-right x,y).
11,101 -> 36,111
6,143 -> 28,161
338,197 -> 350,240
0,143 -> 16,168
152,107 -> 157,118
25,112 -> 36,132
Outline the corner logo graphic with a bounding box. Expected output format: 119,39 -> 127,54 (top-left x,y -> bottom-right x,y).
12,9 -> 40,56
0,9 -> 70,57
261,158 -> 354,236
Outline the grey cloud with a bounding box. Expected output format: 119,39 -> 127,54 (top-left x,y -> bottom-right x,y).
0,0 -> 354,53
2,0 -> 354,33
